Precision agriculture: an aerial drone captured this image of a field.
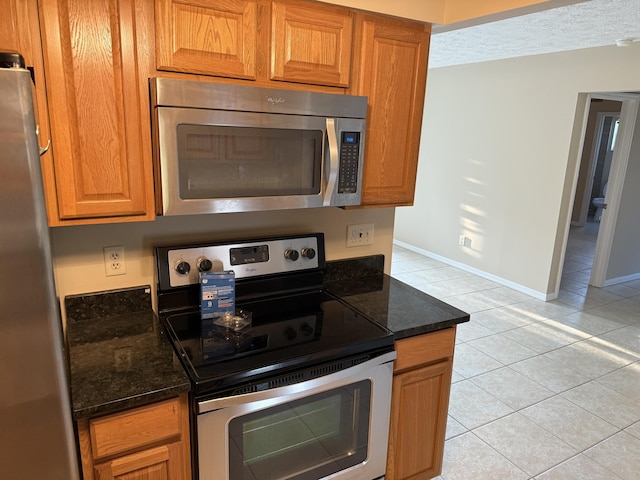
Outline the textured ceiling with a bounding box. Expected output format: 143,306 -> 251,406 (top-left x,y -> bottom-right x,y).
429,0 -> 640,68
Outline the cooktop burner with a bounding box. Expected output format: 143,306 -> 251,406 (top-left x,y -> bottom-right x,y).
155,233 -> 394,397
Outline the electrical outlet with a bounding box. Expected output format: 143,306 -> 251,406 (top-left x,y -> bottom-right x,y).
347,223 -> 374,247
458,235 -> 472,248
103,246 -> 127,276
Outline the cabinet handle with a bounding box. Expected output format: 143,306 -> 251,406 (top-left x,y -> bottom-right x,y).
36,125 -> 50,156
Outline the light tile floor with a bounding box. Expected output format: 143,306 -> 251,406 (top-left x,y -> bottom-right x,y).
391,221 -> 640,479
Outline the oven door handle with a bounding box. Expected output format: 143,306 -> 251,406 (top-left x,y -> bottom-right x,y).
197,350 -> 396,414
323,117 -> 339,206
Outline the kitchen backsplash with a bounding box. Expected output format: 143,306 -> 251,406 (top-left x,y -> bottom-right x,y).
51,207 -> 396,326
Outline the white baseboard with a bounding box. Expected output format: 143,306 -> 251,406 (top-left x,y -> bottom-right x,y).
393,239 -> 554,302
602,272 -> 640,287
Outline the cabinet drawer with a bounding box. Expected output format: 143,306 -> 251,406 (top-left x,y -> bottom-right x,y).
89,397 -> 183,460
394,327 -> 455,373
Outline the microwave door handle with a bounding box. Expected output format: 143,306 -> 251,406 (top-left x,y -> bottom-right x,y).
323,118 -> 339,206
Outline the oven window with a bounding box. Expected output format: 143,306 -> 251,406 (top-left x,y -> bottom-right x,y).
176,125 -> 323,199
228,380 -> 371,480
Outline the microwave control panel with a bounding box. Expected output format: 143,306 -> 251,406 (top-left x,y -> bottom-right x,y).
338,132 -> 361,194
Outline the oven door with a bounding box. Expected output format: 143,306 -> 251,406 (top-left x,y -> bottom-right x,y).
196,351 -> 396,480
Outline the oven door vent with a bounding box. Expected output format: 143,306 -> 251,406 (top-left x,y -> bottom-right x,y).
229,354 -> 372,396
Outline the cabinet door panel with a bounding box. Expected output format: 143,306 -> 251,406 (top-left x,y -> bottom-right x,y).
271,1 -> 352,87
386,360 -> 452,480
156,0 -> 257,79
39,0 -> 153,221
94,443 -> 184,480
353,16 -> 429,206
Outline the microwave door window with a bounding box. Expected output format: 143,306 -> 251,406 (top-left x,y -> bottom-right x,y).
176,125 -> 323,199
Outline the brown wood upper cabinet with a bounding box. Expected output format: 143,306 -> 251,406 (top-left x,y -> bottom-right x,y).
155,0 -> 258,80
38,0 -> 155,225
155,0 -> 353,88
270,1 -> 352,87
351,14 -> 430,207
10,0 -> 429,224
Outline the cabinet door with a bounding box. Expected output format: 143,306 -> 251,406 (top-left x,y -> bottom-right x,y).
386,359 -> 452,480
38,0 -> 155,223
77,395 -> 192,480
352,15 -> 430,207
271,1 -> 352,87
156,0 -> 257,79
94,443 -> 185,480
1,0 -> 56,222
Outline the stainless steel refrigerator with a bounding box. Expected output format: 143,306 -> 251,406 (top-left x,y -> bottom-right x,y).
0,52 -> 80,479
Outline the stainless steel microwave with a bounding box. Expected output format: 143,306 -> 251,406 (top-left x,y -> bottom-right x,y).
150,78 -> 368,215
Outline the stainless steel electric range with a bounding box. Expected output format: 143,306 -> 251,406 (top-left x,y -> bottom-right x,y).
155,233 -> 395,480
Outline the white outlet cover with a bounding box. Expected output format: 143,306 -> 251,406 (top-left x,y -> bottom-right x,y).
103,246 -> 127,276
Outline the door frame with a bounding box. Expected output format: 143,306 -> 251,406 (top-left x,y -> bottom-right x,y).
555,92 -> 639,297
590,94 -> 639,286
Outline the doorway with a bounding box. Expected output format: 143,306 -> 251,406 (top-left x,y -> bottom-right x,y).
561,104 -> 620,295
556,92 -> 640,297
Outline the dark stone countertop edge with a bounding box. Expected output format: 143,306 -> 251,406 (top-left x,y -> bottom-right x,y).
71,383 -> 191,420
391,314 -> 470,340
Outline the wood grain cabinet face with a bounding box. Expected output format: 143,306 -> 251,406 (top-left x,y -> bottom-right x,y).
270,1 -> 353,87
77,395 -> 192,480
155,0 -> 257,79
386,328 -> 455,480
352,15 -> 430,207
93,443 -> 185,480
38,0 -> 155,224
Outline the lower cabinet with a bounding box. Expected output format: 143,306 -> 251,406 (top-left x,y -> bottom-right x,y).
386,328 -> 456,480
77,394 -> 191,480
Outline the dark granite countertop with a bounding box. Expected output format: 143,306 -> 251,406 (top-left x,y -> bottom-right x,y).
65,286 -> 190,420
64,256 -> 466,419
325,255 -> 470,340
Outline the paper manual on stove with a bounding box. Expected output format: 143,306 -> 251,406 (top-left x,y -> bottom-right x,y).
200,271 -> 235,320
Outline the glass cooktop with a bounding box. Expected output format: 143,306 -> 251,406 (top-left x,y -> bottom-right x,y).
160,290 -> 393,396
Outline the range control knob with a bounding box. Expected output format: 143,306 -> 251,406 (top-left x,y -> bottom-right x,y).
300,322 -> 314,336
284,249 -> 299,261
197,257 -> 213,272
284,327 -> 297,341
301,247 -> 316,260
175,260 -> 191,275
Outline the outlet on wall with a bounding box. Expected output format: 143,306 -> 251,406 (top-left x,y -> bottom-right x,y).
347,223 -> 374,247
103,246 -> 127,276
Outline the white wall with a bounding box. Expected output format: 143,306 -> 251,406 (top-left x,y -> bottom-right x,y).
394,44 -> 640,297
51,207 -> 395,323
